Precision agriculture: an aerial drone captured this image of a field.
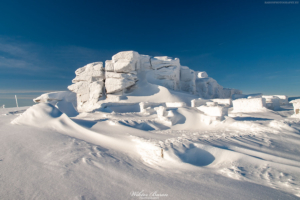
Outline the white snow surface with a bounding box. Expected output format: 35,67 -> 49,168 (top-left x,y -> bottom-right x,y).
4,50 -> 300,199
2,87 -> 300,199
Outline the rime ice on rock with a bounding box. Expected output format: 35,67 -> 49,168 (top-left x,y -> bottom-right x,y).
68,62 -> 105,112
262,95 -> 281,110
150,56 -> 181,91
112,51 -> 140,72
274,95 -> 288,105
105,51 -> 139,95
150,56 -> 180,70
232,98 -> 266,112
65,50 -> 242,112
180,66 -> 196,94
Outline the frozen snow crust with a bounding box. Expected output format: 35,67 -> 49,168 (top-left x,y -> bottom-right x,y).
67,50 -> 242,112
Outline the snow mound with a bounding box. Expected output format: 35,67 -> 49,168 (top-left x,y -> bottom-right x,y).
11,103 -> 129,152
33,91 -> 78,117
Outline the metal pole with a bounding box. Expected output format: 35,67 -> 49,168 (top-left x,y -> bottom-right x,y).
15,95 -> 19,107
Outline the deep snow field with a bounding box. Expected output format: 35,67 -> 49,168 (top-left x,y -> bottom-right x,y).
1,51 -> 300,199
1,96 -> 300,199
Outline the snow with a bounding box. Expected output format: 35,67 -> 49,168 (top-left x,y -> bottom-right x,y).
33,91 -> 78,117
263,95 -> 281,110
212,98 -> 232,106
165,102 -> 186,108
68,62 -> 105,112
197,71 -> 208,78
290,99 -> 300,118
72,62 -> 105,82
197,104 -> 228,117
233,98 -> 267,112
191,98 -> 211,107
112,51 -> 140,73
232,93 -> 262,100
2,95 -> 300,199
33,91 -> 76,104
66,51 -> 241,112
105,77 -> 136,94
105,60 -> 114,72
3,50 -> 300,199
150,56 -> 180,70
275,95 -> 289,105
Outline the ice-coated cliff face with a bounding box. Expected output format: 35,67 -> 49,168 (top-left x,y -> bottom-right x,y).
67,50 -> 241,112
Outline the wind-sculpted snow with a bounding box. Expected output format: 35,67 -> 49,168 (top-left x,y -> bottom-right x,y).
4,96 -> 300,198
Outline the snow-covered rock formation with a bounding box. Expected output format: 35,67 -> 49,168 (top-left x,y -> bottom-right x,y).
263,95 -> 281,110
232,98 -> 267,112
67,62 -> 105,112
105,51 -> 139,94
290,99 -> 300,118
66,51 -> 241,112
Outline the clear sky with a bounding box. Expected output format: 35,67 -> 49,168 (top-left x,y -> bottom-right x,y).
0,0 -> 299,105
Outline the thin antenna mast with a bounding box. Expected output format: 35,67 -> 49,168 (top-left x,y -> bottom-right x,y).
15,95 -> 19,107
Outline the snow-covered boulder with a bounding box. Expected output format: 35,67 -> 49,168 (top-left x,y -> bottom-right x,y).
263,95 -> 281,110
68,62 -> 105,112
139,102 -> 165,112
139,55 -> 152,70
105,60 -> 114,72
212,99 -> 232,107
154,106 -> 180,126
105,72 -> 138,81
191,98 -> 211,107
290,99 -> 300,118
155,106 -> 167,117
180,66 -> 196,94
165,102 -> 186,108
197,105 -> 228,118
65,50 -> 241,112
195,75 -> 239,99
72,62 -> 105,83
105,77 -> 136,94
274,95 -> 288,105
196,77 -> 221,98
146,56 -> 181,90
206,102 -> 218,107
150,56 -> 180,70
232,93 -> 262,100
104,51 -> 139,95
112,51 -> 140,73
232,98 -> 266,112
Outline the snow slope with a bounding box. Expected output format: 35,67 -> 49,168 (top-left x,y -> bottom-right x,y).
1,97 -> 300,199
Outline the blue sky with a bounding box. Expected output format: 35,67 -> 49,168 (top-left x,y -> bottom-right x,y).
0,0 -> 299,104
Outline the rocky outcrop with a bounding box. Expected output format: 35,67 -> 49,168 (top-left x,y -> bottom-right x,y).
105,51 -> 139,94
67,50 -> 241,112
67,62 -> 105,112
